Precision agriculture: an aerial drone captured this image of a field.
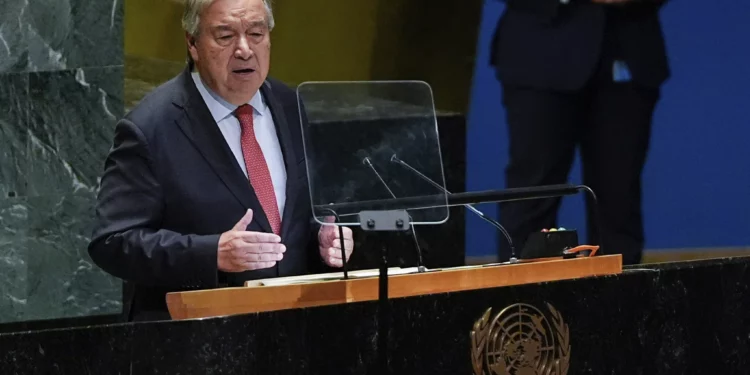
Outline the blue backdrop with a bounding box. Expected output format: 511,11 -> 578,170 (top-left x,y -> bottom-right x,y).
465,0 -> 750,257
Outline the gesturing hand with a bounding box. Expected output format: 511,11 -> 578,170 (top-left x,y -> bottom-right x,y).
318,218 -> 354,268
217,209 -> 286,272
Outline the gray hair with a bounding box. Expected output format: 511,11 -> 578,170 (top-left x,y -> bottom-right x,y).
182,0 -> 275,37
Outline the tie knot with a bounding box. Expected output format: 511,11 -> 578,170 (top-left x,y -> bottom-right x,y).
235,104 -> 254,119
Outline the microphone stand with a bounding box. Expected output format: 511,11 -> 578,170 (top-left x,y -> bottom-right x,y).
319,208 -> 350,279
364,157 -> 427,272
390,155 -> 518,263
315,179 -> 604,255
362,156 -> 427,375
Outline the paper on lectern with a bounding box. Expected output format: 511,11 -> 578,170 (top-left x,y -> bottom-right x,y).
251,267 -> 423,287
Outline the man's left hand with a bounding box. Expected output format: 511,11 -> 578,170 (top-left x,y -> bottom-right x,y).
318,220 -> 354,268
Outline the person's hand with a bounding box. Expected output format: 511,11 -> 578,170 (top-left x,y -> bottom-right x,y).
217,209 -> 286,272
318,218 -> 354,268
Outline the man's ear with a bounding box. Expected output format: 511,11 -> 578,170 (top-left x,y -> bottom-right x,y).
185,31 -> 199,63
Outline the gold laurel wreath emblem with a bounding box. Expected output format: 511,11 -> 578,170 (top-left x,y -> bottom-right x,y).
470,303 -> 571,375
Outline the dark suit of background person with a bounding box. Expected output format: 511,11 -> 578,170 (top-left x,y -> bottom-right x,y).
87,67 -> 321,322
491,0 -> 670,265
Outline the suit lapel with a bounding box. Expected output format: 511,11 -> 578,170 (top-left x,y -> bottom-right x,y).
260,81 -> 302,241
172,68 -> 273,233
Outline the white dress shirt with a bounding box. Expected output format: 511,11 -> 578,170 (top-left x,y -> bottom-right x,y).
191,73 -> 287,219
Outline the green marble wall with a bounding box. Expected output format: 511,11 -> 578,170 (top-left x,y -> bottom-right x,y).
0,0 -> 124,324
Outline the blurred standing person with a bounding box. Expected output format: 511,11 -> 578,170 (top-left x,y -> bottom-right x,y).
491,0 -> 670,265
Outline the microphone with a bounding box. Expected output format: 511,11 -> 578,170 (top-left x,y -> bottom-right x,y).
363,156 -> 427,272
390,154 -> 519,263
318,207 -> 351,280
315,170 -> 604,254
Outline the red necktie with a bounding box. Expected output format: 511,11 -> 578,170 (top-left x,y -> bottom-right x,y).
234,104 -> 281,235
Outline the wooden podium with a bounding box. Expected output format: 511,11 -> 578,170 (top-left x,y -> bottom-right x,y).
166,255 -> 622,320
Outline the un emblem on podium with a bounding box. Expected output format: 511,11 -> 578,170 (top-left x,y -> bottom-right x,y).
471,303 -> 570,375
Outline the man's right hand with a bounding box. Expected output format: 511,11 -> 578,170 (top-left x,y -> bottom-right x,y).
217,209 -> 285,272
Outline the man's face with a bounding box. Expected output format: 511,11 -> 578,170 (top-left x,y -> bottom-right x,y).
187,0 -> 271,106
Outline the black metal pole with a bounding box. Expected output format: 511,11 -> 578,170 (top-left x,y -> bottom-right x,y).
314,185 -> 584,214
377,243 -> 389,374
338,225 -> 348,279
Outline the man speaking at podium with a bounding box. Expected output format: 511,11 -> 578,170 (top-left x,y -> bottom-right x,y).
88,0 -> 353,321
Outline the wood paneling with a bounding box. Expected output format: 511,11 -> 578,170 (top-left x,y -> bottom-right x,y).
167,255 -> 622,320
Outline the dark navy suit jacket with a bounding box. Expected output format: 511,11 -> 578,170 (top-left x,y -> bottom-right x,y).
88,67 -> 322,321
492,0 -> 670,90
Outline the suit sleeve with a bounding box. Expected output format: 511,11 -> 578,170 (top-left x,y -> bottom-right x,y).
294,97 -> 340,274
297,98 -> 327,272
648,0 -> 670,9
499,0 -> 668,16
88,118 -> 220,289
307,220 -> 330,274
619,0 -> 670,14
500,0 -> 561,17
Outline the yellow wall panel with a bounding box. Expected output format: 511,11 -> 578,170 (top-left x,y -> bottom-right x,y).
125,0 -> 186,62
124,0 -> 482,112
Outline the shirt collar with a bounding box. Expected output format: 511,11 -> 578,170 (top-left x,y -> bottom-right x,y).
191,72 -> 267,123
